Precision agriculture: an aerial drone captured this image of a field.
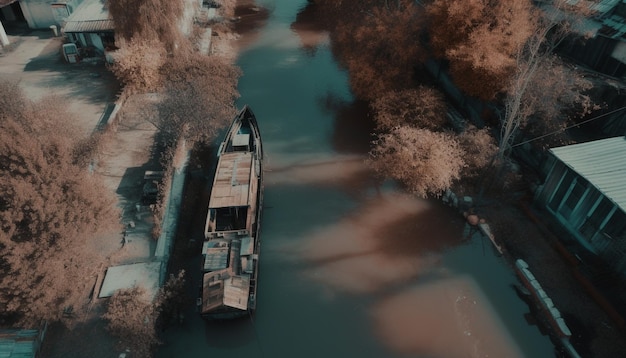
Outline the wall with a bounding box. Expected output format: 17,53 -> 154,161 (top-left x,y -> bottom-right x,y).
537,157 -> 626,274
20,0 -> 84,29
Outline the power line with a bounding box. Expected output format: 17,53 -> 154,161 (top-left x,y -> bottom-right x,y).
512,105 -> 626,148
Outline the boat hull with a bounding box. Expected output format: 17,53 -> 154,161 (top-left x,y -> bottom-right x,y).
199,105 -> 263,319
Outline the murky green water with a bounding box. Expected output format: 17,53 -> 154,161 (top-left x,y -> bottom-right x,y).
157,1 -> 555,357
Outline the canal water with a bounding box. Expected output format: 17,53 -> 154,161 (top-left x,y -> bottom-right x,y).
157,1 -> 556,357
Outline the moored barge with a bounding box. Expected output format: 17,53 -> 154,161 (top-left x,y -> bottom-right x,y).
199,105 -> 263,319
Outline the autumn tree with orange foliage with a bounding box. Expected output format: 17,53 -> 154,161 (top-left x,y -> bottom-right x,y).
321,0 -> 425,100
103,271 -> 186,358
156,52 -> 242,144
497,0 -> 597,159
106,0 -> 186,52
0,80 -> 120,325
457,125 -> 498,179
103,287 -> 158,358
368,127 -> 465,197
371,87 -> 447,132
369,88 -> 496,195
109,38 -> 167,94
107,0 -> 242,145
426,0 -> 535,101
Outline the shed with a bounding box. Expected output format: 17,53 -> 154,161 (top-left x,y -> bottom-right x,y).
61,0 -> 114,54
0,322 -> 47,358
536,136 -> 626,273
552,0 -> 626,78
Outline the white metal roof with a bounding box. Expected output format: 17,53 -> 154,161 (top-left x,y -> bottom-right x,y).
63,0 -> 113,33
550,136 -> 626,212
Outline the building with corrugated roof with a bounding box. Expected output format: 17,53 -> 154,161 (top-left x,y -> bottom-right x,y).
0,322 -> 47,358
536,136 -> 626,273
61,0 -> 114,55
556,0 -> 626,77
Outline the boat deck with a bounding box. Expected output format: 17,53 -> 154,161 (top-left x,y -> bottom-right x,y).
209,152 -> 253,209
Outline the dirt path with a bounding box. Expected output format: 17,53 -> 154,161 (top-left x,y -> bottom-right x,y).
0,30 -> 120,136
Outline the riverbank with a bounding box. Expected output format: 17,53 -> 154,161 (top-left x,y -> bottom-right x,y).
473,194 -> 626,358
38,0 -> 246,356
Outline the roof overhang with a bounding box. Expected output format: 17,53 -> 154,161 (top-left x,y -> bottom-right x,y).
63,19 -> 114,33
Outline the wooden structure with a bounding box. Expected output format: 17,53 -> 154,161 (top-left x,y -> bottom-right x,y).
200,105 -> 263,319
0,322 -> 47,358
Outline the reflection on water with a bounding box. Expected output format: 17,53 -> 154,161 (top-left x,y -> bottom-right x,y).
290,0 -> 329,55
265,155 -> 375,200
291,191 -> 528,357
289,192 -> 457,294
371,276 -> 524,358
319,94 -> 375,154
158,1 -> 556,356
203,319 -> 257,349
232,0 -> 271,51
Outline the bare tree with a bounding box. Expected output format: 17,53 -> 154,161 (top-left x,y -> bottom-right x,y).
103,271 -> 185,357
498,0 -> 596,160
367,127 -> 465,197
154,270 -> 186,326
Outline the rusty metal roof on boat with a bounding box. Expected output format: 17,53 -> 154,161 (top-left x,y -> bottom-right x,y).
201,271 -> 250,312
223,275 -> 250,310
209,152 -> 253,208
203,240 -> 230,271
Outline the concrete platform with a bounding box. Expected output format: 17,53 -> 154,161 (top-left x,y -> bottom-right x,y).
98,261 -> 162,300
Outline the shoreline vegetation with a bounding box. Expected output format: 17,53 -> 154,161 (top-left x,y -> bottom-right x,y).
94,0 -> 248,356
32,0 -> 247,356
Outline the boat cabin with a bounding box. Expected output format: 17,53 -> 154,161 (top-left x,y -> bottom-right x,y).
200,106 -> 262,318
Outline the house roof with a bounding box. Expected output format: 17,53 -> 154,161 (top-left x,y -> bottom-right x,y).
591,0 -> 622,14
550,136 -> 626,212
541,0 -> 626,40
593,0 -> 626,40
0,329 -> 39,358
63,19 -> 114,33
62,0 -> 114,33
